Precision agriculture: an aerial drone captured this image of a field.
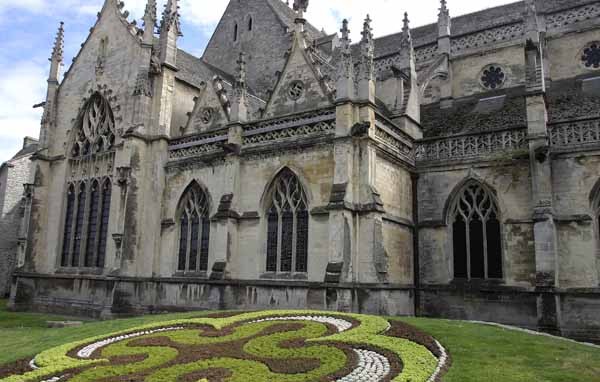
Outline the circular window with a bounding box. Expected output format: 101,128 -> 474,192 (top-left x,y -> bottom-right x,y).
288,81 -> 305,100
582,42 -> 600,69
480,65 -> 506,90
200,108 -> 213,125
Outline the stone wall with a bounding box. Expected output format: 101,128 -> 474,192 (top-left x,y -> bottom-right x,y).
0,155 -> 34,296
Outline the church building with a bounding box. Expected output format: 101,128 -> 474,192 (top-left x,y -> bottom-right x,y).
9,0 -> 600,342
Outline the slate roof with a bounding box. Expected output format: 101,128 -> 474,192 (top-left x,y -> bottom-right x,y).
265,0 -> 323,40
547,75 -> 600,123
420,88 -> 527,138
357,0 -> 597,59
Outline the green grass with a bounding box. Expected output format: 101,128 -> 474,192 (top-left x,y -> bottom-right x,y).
0,300 -> 218,365
398,317 -> 600,382
0,300 -> 599,382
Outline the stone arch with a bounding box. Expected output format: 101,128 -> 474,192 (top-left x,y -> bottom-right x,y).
70,91 -> 116,158
443,175 -> 500,225
446,178 -> 503,280
260,166 -> 312,214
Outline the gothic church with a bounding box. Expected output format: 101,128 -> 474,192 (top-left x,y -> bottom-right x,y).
9,0 -> 600,342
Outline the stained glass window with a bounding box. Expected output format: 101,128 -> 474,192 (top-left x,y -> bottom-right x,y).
84,181 -> 100,267
177,183 -> 210,273
96,180 -> 111,268
265,169 -> 309,274
450,181 -> 503,280
61,185 -> 76,267
71,183 -> 87,267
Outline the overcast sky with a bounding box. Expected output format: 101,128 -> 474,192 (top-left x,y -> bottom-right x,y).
0,0 -> 518,163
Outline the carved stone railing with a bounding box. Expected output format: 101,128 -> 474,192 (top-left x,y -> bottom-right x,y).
168,129 -> 229,160
546,2 -> 600,31
243,108 -> 335,146
374,114 -> 415,164
450,22 -> 524,55
549,119 -> 600,149
416,127 -> 528,163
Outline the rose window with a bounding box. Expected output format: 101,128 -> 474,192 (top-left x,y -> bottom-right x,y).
480,65 -> 506,89
582,42 -> 600,69
288,81 -> 305,100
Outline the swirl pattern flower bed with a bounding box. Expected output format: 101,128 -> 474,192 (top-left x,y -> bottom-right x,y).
0,310 -> 449,382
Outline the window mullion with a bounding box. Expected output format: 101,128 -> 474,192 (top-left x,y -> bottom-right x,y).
466,217 -> 471,281
186,213 -> 192,272
483,218 -> 489,279
291,211 -> 298,273
277,213 -> 283,273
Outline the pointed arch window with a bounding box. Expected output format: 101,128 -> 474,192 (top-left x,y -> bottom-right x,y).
60,185 -> 76,267
266,169 -> 309,274
248,17 -> 253,31
71,183 -> 87,267
71,92 -> 116,158
84,180 -> 101,267
177,183 -> 211,273
97,179 -> 112,268
60,179 -> 112,269
233,23 -> 238,42
450,181 -> 503,280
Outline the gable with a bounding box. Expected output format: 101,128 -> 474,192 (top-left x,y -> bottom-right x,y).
202,0 -> 323,100
184,78 -> 231,134
263,35 -> 333,118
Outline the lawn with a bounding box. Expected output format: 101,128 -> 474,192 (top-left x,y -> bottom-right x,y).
0,299 -> 599,382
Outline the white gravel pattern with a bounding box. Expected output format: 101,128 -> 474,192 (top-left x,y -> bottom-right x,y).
77,327 -> 184,358
427,340 -> 449,382
335,349 -> 391,382
250,315 -> 354,332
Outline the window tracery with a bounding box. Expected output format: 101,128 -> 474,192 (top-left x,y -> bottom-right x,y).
177,183 -> 210,273
582,42 -> 600,69
71,92 -> 116,158
266,169 -> 309,274
449,181 -> 503,280
288,81 -> 305,100
480,65 -> 506,89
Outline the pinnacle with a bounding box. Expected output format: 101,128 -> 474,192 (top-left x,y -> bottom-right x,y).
50,21 -> 65,62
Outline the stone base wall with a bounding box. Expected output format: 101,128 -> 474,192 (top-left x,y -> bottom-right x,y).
419,285 -> 600,343
10,273 -> 600,343
8,273 -> 415,319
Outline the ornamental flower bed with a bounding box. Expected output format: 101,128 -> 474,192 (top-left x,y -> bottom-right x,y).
0,310 -> 450,382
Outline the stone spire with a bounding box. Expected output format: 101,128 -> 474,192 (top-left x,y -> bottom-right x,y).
159,0 -> 182,67
358,15 -> 375,102
142,0 -> 157,45
48,21 -> 64,83
231,52 -> 248,123
336,19 -> 355,101
438,0 -> 451,38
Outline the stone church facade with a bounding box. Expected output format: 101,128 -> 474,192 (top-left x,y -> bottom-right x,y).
8,0 -> 600,342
